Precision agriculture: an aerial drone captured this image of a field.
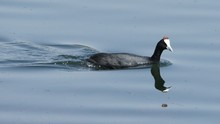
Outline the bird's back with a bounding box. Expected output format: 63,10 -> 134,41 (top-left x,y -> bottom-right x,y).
88,53 -> 151,68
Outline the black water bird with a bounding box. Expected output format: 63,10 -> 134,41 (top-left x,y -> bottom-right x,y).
87,36 -> 173,69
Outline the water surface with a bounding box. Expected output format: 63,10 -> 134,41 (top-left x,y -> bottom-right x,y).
0,0 -> 220,124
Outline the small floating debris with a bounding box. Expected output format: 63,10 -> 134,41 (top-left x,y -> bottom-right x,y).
162,104 -> 168,108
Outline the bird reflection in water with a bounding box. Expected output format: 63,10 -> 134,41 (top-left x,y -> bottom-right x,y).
151,63 -> 171,93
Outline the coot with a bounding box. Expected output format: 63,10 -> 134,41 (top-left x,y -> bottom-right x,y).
87,36 -> 173,69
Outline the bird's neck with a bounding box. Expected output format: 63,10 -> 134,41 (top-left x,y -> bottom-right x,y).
150,47 -> 163,62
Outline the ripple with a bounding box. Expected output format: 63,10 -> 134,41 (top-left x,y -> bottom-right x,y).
0,40 -> 172,71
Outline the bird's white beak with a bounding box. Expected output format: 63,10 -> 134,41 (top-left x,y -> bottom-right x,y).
164,39 -> 173,52
166,45 -> 173,52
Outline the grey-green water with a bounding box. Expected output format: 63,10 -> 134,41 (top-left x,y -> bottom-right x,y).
0,0 -> 220,123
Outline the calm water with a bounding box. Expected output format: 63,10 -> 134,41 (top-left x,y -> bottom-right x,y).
0,0 -> 220,124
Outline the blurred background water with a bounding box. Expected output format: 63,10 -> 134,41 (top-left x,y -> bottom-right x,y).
0,0 -> 220,124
